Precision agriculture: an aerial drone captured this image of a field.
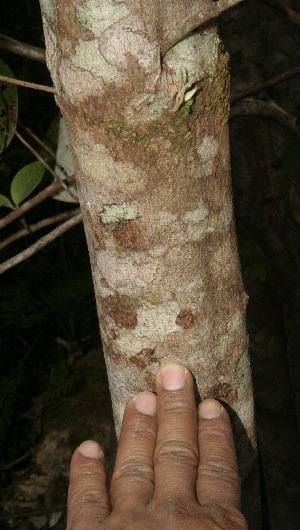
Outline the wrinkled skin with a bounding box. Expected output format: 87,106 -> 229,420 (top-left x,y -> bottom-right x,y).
67,363 -> 248,530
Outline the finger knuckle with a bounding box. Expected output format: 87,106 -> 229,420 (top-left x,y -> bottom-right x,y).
199,459 -> 239,484
113,460 -> 154,484
155,438 -> 198,468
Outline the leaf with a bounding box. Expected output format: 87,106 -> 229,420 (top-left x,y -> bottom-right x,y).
0,60 -> 18,154
10,161 -> 45,205
0,194 -> 14,209
184,87 -> 197,102
183,99 -> 194,116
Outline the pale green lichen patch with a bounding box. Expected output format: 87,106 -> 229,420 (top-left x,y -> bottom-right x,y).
184,203 -> 209,224
165,28 -> 218,87
236,351 -> 252,402
43,25 -> 60,93
73,39 -> 116,79
228,311 -> 244,334
123,91 -> 170,125
98,203 -> 140,225
76,0 -> 129,37
72,132 -> 146,199
39,0 -> 58,26
183,202 -> 209,241
96,252 -> 159,294
197,135 -> 219,177
135,302 -> 181,340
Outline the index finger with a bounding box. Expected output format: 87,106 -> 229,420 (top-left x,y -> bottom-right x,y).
196,399 -> 241,509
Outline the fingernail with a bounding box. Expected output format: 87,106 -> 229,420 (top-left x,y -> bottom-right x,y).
158,363 -> 186,391
78,440 -> 103,459
134,392 -> 157,416
199,399 -> 223,419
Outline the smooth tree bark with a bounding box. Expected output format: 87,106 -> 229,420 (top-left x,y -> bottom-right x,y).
39,0 -> 259,525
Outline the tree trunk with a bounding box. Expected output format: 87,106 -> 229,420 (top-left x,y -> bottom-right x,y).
39,1 -> 259,526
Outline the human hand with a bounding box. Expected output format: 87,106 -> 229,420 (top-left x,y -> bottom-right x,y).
67,362 -> 248,529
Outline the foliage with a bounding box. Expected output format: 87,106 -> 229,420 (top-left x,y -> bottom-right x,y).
10,160 -> 45,205
0,160 -> 45,209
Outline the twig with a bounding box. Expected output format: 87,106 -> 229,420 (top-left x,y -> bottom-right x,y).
0,34 -> 46,63
0,208 -> 81,250
0,451 -> 32,472
263,0 -> 300,24
15,129 -> 78,201
0,175 -> 76,230
230,98 -> 300,138
18,121 -> 57,160
0,214 -> 82,274
231,65 -> 300,104
0,74 -> 55,94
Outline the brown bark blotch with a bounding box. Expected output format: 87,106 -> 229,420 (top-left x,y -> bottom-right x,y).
207,382 -> 235,401
103,294 -> 139,329
145,370 -> 156,388
110,310 -> 137,329
95,228 -> 106,250
130,348 -> 156,368
112,221 -> 140,249
176,309 -> 195,329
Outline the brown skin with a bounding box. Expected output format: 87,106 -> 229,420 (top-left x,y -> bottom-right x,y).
67,363 -> 248,530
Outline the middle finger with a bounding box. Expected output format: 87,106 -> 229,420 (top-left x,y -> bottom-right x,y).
153,363 -> 199,503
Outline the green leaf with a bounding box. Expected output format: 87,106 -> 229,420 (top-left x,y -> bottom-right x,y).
0,60 -> 18,154
10,161 -> 45,205
183,98 -> 194,116
0,194 -> 14,209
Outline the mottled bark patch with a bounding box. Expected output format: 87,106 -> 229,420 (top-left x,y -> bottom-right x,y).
112,221 -> 140,249
95,228 -> 106,250
176,309 -> 195,328
110,310 -> 137,329
98,202 -> 140,225
130,348 -> 156,368
104,294 -> 139,329
207,381 -> 235,400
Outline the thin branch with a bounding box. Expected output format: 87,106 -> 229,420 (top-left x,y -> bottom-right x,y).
0,175 -> 76,230
0,74 -> 55,94
18,121 -> 57,160
14,129 -> 58,181
263,0 -> 300,24
161,0 -> 242,56
0,34 -> 46,63
15,129 -> 78,201
231,65 -> 300,104
230,98 -> 300,138
0,451 -> 32,472
0,208 -> 81,250
0,213 -> 83,275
